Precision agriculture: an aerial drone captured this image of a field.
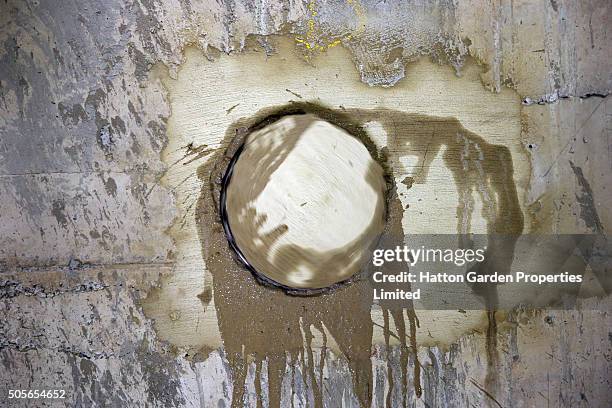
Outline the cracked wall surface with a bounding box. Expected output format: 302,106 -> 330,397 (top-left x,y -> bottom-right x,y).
1,0 -> 611,407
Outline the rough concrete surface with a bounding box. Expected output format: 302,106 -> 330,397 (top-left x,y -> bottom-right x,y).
1,0 -> 611,407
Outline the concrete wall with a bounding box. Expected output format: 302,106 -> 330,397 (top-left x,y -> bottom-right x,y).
1,0 -> 610,406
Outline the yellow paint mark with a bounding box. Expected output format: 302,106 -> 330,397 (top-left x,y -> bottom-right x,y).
295,0 -> 366,58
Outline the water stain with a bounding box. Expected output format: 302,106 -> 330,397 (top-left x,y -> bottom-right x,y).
354,108 -> 524,397
191,102 -> 524,406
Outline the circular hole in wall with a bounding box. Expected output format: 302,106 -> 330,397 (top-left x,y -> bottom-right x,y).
221,113 -> 387,291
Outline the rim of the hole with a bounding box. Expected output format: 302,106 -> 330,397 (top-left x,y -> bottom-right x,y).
219,112 -> 382,296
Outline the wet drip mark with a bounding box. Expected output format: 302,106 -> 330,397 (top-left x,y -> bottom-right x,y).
382,308 -> 393,407
485,309 -> 499,402
407,308 -> 422,398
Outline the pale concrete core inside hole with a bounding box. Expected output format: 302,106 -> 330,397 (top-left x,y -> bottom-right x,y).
225,114 -> 387,289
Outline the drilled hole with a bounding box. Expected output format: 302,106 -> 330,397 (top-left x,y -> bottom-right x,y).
221,114 -> 386,290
